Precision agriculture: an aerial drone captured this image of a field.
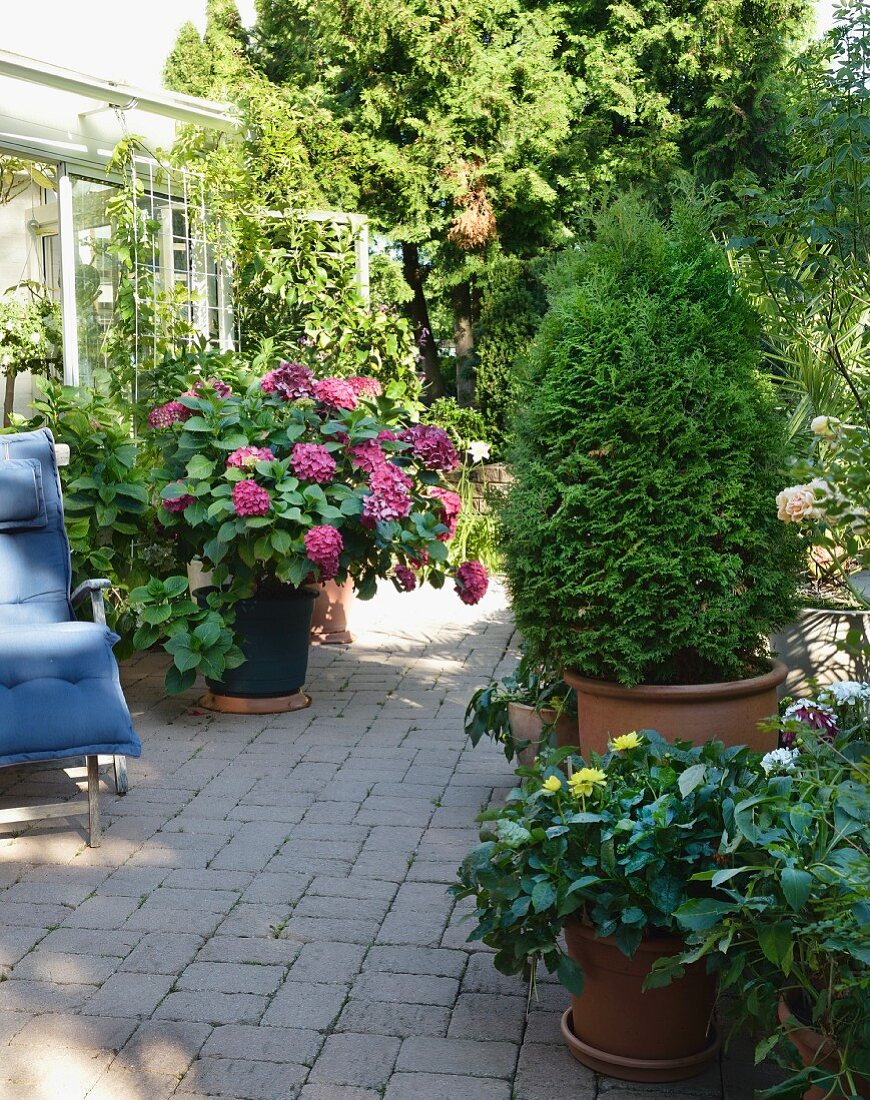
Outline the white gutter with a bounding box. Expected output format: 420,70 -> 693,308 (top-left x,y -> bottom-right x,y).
0,49 -> 240,133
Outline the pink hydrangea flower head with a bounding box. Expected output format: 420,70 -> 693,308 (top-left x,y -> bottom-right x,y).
348,376 -> 383,398
233,479 -> 271,517
148,400 -> 191,428
454,560 -> 489,605
378,429 -> 398,444
162,481 -> 195,513
349,438 -> 388,474
399,424 -> 459,471
260,361 -> 315,401
313,376 -> 358,411
394,564 -> 417,592
430,487 -> 462,541
305,524 -> 344,580
226,446 -> 276,469
312,378 -> 356,413
362,462 -> 414,523
291,443 -> 337,484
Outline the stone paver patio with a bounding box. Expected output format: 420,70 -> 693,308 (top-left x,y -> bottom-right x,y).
0,582 -> 775,1099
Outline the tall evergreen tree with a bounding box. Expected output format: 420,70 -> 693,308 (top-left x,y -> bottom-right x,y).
164,0 -> 251,99
252,0 -> 812,398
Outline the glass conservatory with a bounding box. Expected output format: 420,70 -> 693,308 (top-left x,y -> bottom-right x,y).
0,49 -> 239,422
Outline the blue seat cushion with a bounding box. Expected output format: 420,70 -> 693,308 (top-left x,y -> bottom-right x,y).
0,459 -> 46,530
0,622 -> 141,765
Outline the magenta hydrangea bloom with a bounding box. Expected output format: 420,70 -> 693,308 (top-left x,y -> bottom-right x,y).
305,524 -> 344,579
348,376 -> 383,398
162,481 -> 195,513
394,564 -> 417,592
260,361 -> 315,401
362,462 -> 414,523
291,443 -> 337,484
348,438 -> 387,474
430,487 -> 461,541
454,560 -> 489,605
399,424 -> 459,471
233,479 -> 271,517
313,377 -> 358,411
148,401 -> 191,428
226,446 -> 276,469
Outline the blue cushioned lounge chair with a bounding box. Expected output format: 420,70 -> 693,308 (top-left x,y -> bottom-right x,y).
0,428 -> 141,846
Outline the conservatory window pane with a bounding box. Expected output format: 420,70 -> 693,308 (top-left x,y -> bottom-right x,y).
69,176 -> 119,388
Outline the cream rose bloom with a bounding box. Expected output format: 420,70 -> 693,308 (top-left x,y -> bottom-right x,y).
811,415 -> 840,439
776,480 -> 827,523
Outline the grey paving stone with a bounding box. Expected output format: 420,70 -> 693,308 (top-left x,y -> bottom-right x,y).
178,1056 -> 307,1098
10,1012 -> 137,1052
448,993 -> 527,1042
35,926 -> 142,958
61,894 -> 141,929
120,933 -> 205,975
351,971 -> 459,1006
113,1019 -> 212,1075
201,1024 -> 321,1065
262,981 -> 348,1030
0,926 -> 49,967
81,972 -> 175,1018
154,991 -> 268,1026
11,950 -> 120,985
396,1036 -> 518,1079
195,936 -> 301,967
306,1032 -> 400,1089
337,999 -> 451,1038
299,1087 -> 380,1100
385,1072 -> 512,1099
287,942 -> 366,984
0,979 -> 97,1014
513,1041 -> 596,1099
364,945 -> 467,978
178,962 -> 286,995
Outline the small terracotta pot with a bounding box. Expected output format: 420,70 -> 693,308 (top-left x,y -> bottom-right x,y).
507,702 -> 579,766
564,662 -> 787,756
310,579 -> 355,645
561,920 -> 719,1083
777,997 -> 870,1100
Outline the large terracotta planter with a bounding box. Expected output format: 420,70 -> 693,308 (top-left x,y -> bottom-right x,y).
777,997 -> 870,1100
771,608 -> 870,698
507,702 -> 579,766
561,921 -> 719,1083
564,662 -> 787,756
310,579 -> 355,645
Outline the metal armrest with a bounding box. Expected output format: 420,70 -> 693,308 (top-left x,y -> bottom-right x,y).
71,579 -> 112,626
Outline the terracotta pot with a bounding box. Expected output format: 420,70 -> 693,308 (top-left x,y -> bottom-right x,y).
561,920 -> 719,1083
310,579 -> 355,645
771,608 -> 870,699
507,702 -> 579,766
777,997 -> 870,1100
564,662 -> 786,757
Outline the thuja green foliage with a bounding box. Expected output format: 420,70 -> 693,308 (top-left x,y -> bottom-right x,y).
473,256 -> 547,450
501,201 -> 802,686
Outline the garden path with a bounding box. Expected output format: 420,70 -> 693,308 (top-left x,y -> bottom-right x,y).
0,581 -> 776,1099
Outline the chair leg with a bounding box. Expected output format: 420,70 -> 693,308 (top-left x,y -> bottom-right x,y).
113,755 -> 129,796
86,755 -> 101,848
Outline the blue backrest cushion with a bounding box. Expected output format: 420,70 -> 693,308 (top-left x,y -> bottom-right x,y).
0,459 -> 47,530
0,429 -> 73,626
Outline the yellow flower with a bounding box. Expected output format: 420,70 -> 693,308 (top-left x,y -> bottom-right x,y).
610,731 -> 643,752
568,768 -> 607,798
542,775 -> 563,794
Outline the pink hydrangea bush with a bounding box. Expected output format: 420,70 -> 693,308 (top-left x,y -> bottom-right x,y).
145,360 -> 491,685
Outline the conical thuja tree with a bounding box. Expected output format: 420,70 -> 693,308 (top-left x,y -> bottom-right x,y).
501,199 -> 802,687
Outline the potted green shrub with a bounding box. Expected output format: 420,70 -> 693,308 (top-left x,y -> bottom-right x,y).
658,727 -> 870,1099
465,644 -> 577,764
453,731 -> 758,1082
500,199 -> 802,754
131,363 -> 489,710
